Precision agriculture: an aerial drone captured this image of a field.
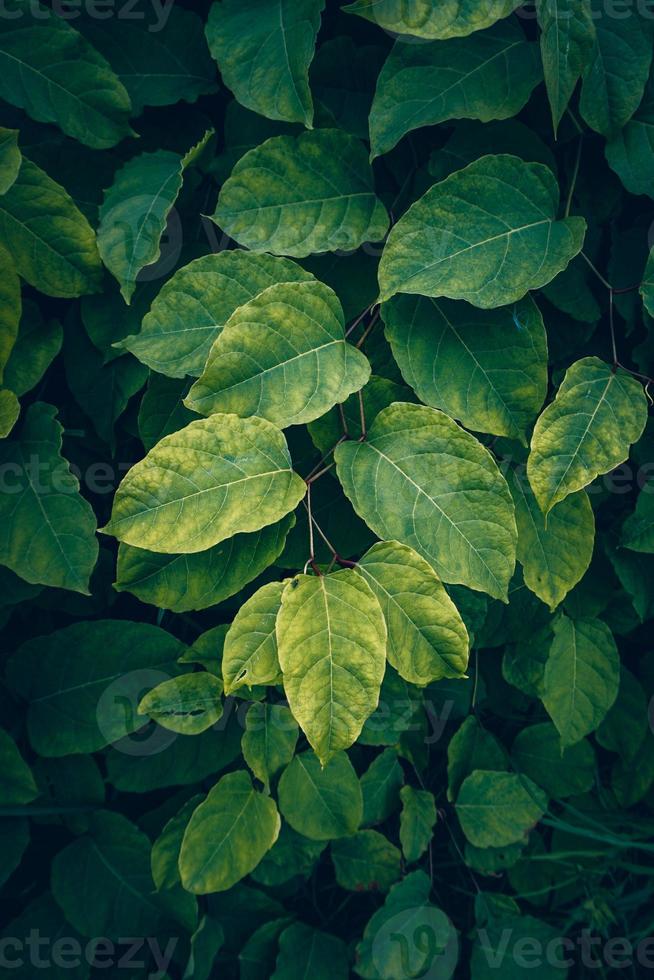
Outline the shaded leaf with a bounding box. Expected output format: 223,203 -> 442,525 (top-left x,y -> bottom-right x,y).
206,0 -> 324,127
369,21 -> 541,158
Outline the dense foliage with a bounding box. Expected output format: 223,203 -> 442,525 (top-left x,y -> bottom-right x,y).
2,1 -> 654,977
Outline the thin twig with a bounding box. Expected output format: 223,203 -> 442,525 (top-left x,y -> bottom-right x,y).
338,403 -> 349,437
305,434 -> 348,482
345,304 -> 372,339
358,390 -> 367,439
609,288 -> 618,365
564,137 -> 583,218
580,251 -> 612,290
355,308 -> 380,349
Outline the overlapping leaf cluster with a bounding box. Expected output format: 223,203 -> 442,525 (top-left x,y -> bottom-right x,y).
2,1 -> 654,977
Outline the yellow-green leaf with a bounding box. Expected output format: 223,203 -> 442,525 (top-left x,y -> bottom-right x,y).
509,469 -> 595,610
102,414 -> 306,554
222,581 -> 286,695
356,540 -> 469,685
383,293 -> 547,443
212,129 -> 389,257
179,770 -> 281,893
542,614 -> 620,747
187,280 -> 370,427
122,251 -> 313,379
276,570 -> 387,764
378,154 -> 586,308
528,357 -> 648,515
335,402 -> 517,600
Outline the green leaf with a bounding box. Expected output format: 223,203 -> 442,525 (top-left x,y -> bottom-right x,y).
242,703 -> 299,788
0,247 -> 20,384
0,1 -> 133,148
181,625 -> 227,675
331,829 -> 401,892
541,614 -> 620,747
276,569 -> 387,764
0,728 -> 37,805
641,250 -> 654,317
512,722 -> 596,797
138,373 -> 198,451
354,870 -> 453,980
97,142 -> 207,303
0,157 -> 102,298
429,118 -> 556,179
277,750 -> 363,840
455,770 -> 548,847
471,915 -> 564,980
399,786 -> 437,863
115,515 -> 294,613
383,293 -> 548,442
272,923 -> 349,980
606,70 -> 654,198
151,795 -> 202,890
122,251 -> 313,379
335,402 -> 517,600
447,716 -> 508,801
206,0 -> 324,127
580,0 -> 653,138
310,36 -> 385,140
106,720 -> 241,794
7,619 -> 184,756
63,313 -> 147,447
536,0 -> 595,133
0,127 -> 20,194
79,5 -> 217,113
527,357 -> 648,515
356,540 -> 469,685
179,770 -> 281,894
222,581 -> 286,695
344,0 -> 521,39
369,21 -> 541,158
509,469 -> 595,610
361,747 -> 404,826
186,280 -> 371,427
212,129 -> 389,257
138,672 -> 223,735
378,154 -> 586,307
240,918 -> 293,979
0,389 -> 19,438
622,485 -> 654,552
0,403 -> 98,593
308,375 -> 413,456
102,413 -> 306,553
251,825 -> 325,887
595,666 -> 647,762
4,300 -> 62,397
51,811 -> 183,937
